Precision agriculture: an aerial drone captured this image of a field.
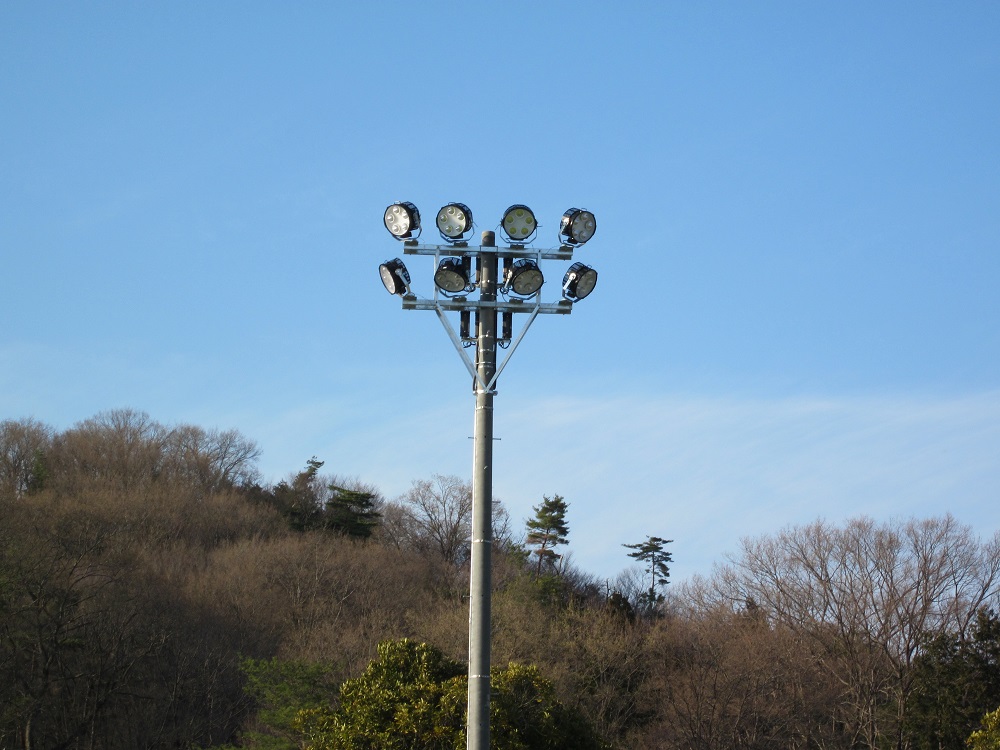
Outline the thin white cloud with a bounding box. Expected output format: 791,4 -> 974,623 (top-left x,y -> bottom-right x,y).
308,389 -> 1000,583
6,345 -> 997,585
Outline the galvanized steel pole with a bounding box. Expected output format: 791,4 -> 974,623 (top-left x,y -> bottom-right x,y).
467,230 -> 496,750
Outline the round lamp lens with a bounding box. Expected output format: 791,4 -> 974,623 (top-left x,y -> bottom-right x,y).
434,257 -> 469,293
502,204 -> 536,241
563,262 -> 598,301
560,208 -> 597,245
384,205 -> 409,236
571,210 -> 596,243
509,259 -> 544,296
384,202 -> 420,239
379,258 -> 410,295
575,267 -> 598,298
379,265 -> 395,293
436,203 -> 472,240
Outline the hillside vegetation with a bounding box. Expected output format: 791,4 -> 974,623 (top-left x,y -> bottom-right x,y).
2,409 -> 999,750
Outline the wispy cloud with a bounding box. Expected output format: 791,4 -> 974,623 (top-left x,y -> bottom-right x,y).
308,389 -> 1000,583
6,344 -> 997,585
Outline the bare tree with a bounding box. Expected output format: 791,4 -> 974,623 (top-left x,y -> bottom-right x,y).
636,607 -> 843,750
386,475 -> 473,565
49,408 -> 169,493
700,515 -> 1000,749
164,425 -> 261,492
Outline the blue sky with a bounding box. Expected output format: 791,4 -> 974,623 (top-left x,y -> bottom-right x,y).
2,2 -> 998,583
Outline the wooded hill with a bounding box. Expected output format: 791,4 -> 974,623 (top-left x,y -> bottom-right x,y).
2,409 -> 999,749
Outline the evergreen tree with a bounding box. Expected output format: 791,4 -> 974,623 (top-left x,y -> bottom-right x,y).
525,495 -> 570,576
25,448 -> 49,495
323,484 -> 380,539
271,457 -> 325,531
236,657 -> 337,749
293,639 -> 607,750
904,608 -> 1000,749
266,459 -> 380,537
623,535 -> 673,611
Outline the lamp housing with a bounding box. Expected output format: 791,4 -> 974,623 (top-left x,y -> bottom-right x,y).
562,262 -> 598,301
384,201 -> 421,240
379,258 -> 411,296
559,208 -> 597,246
436,202 -> 474,243
500,204 -> 537,243
434,256 -> 473,294
504,258 -> 544,297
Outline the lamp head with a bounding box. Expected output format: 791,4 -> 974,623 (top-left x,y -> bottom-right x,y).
504,259 -> 544,297
436,202 -> 474,243
434,257 -> 473,294
562,262 -> 598,301
500,204 -> 537,243
384,202 -> 421,240
379,258 -> 411,295
559,208 -> 597,246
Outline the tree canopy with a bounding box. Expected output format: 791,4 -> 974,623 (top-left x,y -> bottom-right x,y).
4,410 -> 1000,750
968,707 -> 1000,750
623,535 -> 673,612
293,639 -> 606,750
904,608 -> 1000,749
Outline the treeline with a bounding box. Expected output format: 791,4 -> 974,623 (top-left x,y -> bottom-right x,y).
2,409 -> 1000,749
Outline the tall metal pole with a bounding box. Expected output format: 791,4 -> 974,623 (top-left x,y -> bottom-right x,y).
384,204 -> 595,747
467,230 -> 497,750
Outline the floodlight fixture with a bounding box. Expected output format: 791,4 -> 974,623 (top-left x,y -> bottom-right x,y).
562,262 -> 598,301
378,197 -> 601,750
504,258 -> 544,297
434,256 -> 473,294
379,258 -> 411,295
436,202 -> 474,243
384,201 -> 421,240
500,204 -> 537,243
559,208 -> 597,246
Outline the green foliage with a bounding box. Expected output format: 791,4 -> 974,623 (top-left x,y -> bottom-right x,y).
968,707 -> 1000,750
266,458 -> 381,537
904,609 -> 1000,749
293,639 -> 605,750
25,448 -> 49,494
622,536 -> 673,612
489,662 -> 607,750
605,591 -> 637,625
324,485 -> 381,539
271,457 -> 326,532
525,496 -> 569,576
503,541 -> 531,569
295,639 -> 466,750
531,572 -> 574,608
238,657 -> 339,749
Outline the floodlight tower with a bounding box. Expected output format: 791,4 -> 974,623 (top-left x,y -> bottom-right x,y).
379,202 -> 598,750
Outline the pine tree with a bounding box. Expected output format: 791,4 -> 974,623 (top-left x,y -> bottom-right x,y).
323,484 -> 381,539
272,457 -> 325,531
525,495 -> 570,576
623,535 -> 673,611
